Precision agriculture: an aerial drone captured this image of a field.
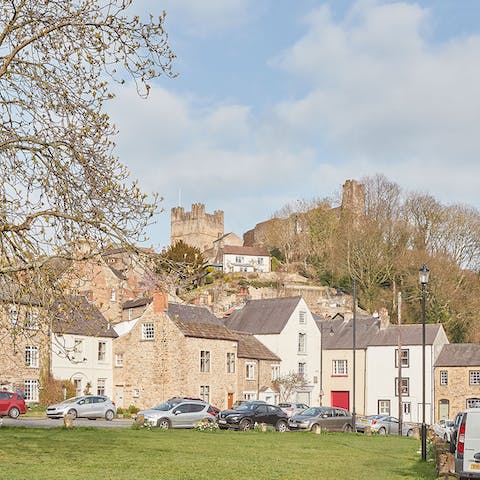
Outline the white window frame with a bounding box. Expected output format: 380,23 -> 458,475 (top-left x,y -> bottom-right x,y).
271,365 -> 280,381
226,352 -> 235,374
378,399 -> 390,415
142,322 -> 155,340
440,370 -> 448,386
115,353 -> 124,367
470,370 -> 480,385
243,391 -> 257,400
395,348 -> 410,368
73,378 -> 82,397
200,350 -> 210,373
97,378 -> 106,396
97,342 -> 106,362
467,398 -> 480,409
73,339 -> 84,362
25,346 -> 39,368
403,402 -> 411,415
24,379 -> 39,402
298,362 -> 306,377
395,377 -> 410,396
200,385 -> 210,403
298,332 -> 306,353
25,311 -> 39,330
333,359 -> 348,376
132,388 -> 140,398
110,288 -> 117,302
299,311 -> 306,324
9,306 -> 18,328
245,362 -> 255,380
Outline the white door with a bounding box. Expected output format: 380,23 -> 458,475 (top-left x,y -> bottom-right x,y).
115,386 -> 124,409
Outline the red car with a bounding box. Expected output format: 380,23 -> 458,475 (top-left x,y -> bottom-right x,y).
0,391 -> 27,418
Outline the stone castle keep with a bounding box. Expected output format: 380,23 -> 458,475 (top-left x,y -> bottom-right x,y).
170,203 -> 224,252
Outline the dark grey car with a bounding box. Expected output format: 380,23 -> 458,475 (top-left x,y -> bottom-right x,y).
288,406 -> 353,432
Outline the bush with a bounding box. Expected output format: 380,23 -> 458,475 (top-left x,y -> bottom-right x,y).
128,404 -> 139,414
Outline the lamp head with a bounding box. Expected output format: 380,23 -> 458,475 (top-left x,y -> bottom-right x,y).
419,264 -> 430,285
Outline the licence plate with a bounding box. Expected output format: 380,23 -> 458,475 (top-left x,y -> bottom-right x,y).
361,419 -> 367,423
470,463 -> 480,471
218,419 -> 226,424
290,422 -> 297,427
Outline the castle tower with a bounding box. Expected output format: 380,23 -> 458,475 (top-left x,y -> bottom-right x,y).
170,203 -> 224,252
341,179 -> 366,219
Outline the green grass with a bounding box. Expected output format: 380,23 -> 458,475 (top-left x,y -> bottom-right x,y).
0,427 -> 436,480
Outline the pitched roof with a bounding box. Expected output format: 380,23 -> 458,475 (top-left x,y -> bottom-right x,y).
52,295 -> 117,338
317,316 -> 381,349
233,331 -> 280,361
222,245 -> 270,256
174,320 -> 238,342
368,324 -> 442,346
167,303 -> 223,326
224,297 -> 302,334
122,297 -> 152,309
435,344 -> 480,367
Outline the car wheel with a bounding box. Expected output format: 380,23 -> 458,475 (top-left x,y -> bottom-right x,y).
67,409 -> 77,420
343,424 -> 353,433
276,420 -> 288,432
310,423 -> 320,433
443,433 -> 448,442
8,407 -> 20,419
449,441 -> 456,454
157,418 -> 171,430
407,429 -> 414,437
239,419 -> 252,431
88,418 -> 97,421
377,427 -> 386,435
105,410 -> 115,421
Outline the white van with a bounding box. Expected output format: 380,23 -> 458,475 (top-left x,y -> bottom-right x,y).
455,409 -> 480,479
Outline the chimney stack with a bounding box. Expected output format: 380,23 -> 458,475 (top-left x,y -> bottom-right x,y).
153,291 -> 168,313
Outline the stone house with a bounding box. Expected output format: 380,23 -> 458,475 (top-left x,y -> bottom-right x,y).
113,293 -> 279,410
0,294 -> 116,402
434,343 -> 480,421
225,296 -> 321,405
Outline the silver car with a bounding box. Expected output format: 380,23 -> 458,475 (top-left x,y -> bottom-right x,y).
288,406 -> 353,432
278,402 -> 309,418
433,419 -> 455,442
46,395 -> 116,420
136,399 -> 216,429
356,415 -> 415,436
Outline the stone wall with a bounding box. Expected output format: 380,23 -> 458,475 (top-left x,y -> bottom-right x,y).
171,203 -> 224,252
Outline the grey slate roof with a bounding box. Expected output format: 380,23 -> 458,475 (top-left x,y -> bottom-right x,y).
224,296 -> 302,334
173,320 -> 238,342
222,245 -> 270,256
167,303 -> 224,326
435,344 -> 480,367
368,324 -> 442,346
233,331 -> 281,361
52,295 -> 117,338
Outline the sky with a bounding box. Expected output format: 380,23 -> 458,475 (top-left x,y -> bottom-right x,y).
107,0 -> 480,250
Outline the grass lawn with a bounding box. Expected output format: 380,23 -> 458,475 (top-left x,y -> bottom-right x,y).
0,427 -> 436,480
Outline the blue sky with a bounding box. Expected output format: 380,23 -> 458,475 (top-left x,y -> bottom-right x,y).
107,1 -> 480,249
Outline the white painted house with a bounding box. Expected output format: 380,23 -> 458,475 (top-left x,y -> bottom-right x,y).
365,323 -> 448,424
225,296 -> 321,405
51,296 -> 117,398
221,246 -> 271,273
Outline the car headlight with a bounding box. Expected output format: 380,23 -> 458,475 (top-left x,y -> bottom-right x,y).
228,416 -> 240,422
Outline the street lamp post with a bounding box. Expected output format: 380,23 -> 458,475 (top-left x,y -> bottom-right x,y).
419,264 -> 430,461
352,278 -> 357,432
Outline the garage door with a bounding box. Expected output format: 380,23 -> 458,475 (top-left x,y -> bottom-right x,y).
331,391 -> 350,410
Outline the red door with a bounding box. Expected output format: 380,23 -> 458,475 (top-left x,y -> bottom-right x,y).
331,391 -> 350,410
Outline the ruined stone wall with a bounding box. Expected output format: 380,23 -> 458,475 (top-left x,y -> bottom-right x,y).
341,179 -> 366,219
171,203 -> 224,252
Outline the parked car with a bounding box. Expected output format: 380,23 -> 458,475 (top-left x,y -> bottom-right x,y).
450,412 -> 464,453
46,395 -> 116,420
455,408 -> 480,479
288,406 -> 353,432
0,390 -> 26,418
433,419 -> 455,442
278,402 -> 309,418
232,400 -> 266,409
136,399 -> 216,429
355,415 -> 415,436
218,401 -> 289,431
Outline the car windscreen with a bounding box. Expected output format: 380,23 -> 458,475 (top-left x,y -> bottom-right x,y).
152,402 -> 177,411
61,397 -> 81,404
235,403 -> 256,411
301,408 -> 325,416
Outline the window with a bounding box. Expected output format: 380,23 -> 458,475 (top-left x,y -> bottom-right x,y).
226,353 -> 235,373
200,385 -> 210,403
110,288 -> 116,302
333,359 -> 348,376
24,380 -> 39,402
25,311 -> 39,330
271,365 -> 280,381
467,398 -> 480,409
25,346 -> 39,368
133,388 -> 140,398
115,353 -> 123,367
299,311 -> 306,324
97,378 -> 106,396
403,402 -> 411,415
395,349 -> 409,368
9,306 -> 18,328
257,257 -> 264,265
378,399 -> 390,415
73,379 -> 82,397
142,322 -> 155,340
97,342 -> 106,362
235,256 -> 244,263
73,339 -> 84,361
470,371 -> 480,385
298,332 -> 306,353
395,377 -> 410,396
243,391 -> 257,400
440,370 -> 448,386
298,362 -> 306,378
246,362 -> 255,380
200,351 -> 210,372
